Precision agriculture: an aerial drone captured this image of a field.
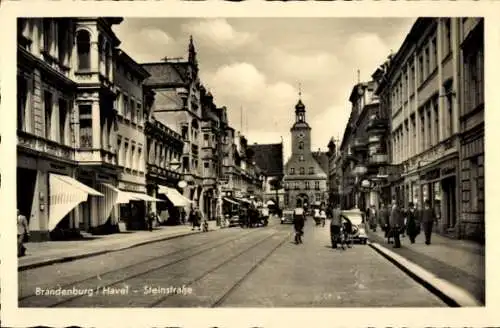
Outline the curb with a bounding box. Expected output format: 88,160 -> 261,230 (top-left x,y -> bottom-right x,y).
18,228 -> 218,272
368,241 -> 482,307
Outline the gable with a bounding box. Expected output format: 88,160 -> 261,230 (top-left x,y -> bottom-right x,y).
284,153 -> 327,179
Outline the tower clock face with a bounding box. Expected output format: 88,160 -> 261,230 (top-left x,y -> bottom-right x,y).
298,133 -> 305,139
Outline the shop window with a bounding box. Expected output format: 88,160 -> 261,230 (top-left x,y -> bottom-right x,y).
76,29 -> 91,71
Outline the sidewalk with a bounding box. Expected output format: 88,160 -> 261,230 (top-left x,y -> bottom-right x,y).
18,221 -> 218,271
366,226 -> 485,306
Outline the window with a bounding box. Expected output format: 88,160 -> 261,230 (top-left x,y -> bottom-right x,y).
124,142 -> 129,168
137,103 -> 142,124
57,19 -> 68,65
315,181 -> 320,190
59,99 -> 67,145
432,37 -> 438,71
300,167 -> 305,175
203,133 -> 209,147
182,157 -> 190,172
411,114 -> 416,156
444,19 -> 452,56
117,138 -> 122,166
44,91 -> 53,140
418,54 -> 424,84
298,141 -> 304,150
309,167 -> 314,175
305,181 -> 310,190
444,82 -> 453,138
420,110 -> 425,152
138,148 -> 143,172
433,97 -> 439,143
316,193 -> 322,202
427,107 -> 432,148
79,104 -> 92,148
76,30 -> 91,71
130,99 -> 136,122
289,168 -> 295,175
299,155 -> 304,161
463,33 -> 484,114
424,46 -> 430,77
17,76 -> 28,132
43,19 -> 52,52
123,95 -> 129,118
410,64 -> 415,95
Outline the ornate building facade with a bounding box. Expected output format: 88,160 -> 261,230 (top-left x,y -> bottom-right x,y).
284,96 -> 328,208
142,37 -> 203,216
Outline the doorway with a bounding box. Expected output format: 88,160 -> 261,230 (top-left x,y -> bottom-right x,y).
443,176 -> 457,229
17,167 -> 37,221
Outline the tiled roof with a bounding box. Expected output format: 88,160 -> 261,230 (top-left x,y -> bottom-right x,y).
248,143 -> 283,177
312,151 -> 329,174
142,62 -> 189,86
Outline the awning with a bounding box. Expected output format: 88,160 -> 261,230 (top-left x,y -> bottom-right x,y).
127,192 -> 163,202
48,174 -> 103,231
102,183 -> 138,204
158,185 -> 191,207
266,200 -> 275,206
223,197 -> 239,205
236,198 -> 252,204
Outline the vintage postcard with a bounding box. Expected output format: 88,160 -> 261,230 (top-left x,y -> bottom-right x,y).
0,1 -> 498,327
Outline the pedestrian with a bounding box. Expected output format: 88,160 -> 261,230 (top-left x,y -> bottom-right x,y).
313,207 -> 320,226
330,205 -> 342,248
320,209 -> 327,227
147,210 -> 156,232
389,199 -> 404,248
368,204 -> 378,232
421,199 -> 437,245
17,209 -> 29,257
405,202 -> 419,243
293,207 -> 305,244
190,207 -> 198,231
380,203 -> 391,243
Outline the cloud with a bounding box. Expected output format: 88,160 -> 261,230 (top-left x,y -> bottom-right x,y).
114,26 -> 181,63
267,49 -> 340,82
182,19 -> 257,50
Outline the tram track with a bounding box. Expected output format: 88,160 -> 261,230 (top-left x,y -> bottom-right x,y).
148,230 -> 292,308
19,228 -> 263,306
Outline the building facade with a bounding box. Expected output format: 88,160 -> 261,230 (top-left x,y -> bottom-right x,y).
458,18 -> 484,241
284,97 -> 328,208
16,17 -> 126,240
142,37 -> 203,215
377,18 -> 461,237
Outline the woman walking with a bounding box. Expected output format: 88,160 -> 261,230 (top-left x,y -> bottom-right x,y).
17,209 -> 29,257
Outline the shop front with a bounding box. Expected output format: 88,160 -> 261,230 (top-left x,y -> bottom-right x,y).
418,158 -> 459,236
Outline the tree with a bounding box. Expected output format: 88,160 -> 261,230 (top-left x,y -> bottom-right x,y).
269,175 -> 283,208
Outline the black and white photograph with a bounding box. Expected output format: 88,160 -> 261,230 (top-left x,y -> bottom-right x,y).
0,2 -> 496,326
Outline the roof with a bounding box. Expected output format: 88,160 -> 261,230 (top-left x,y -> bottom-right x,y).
142,62 -> 190,87
312,151 -> 329,174
247,143 -> 283,177
116,50 -> 150,80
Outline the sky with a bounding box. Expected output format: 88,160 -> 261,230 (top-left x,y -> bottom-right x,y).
112,18 -> 415,161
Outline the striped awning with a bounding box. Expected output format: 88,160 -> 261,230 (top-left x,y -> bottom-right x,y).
102,183 -> 140,204
158,185 -> 191,207
48,174 -> 103,231
126,192 -> 163,202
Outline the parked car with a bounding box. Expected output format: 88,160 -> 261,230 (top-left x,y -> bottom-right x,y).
281,209 -> 294,224
338,209 -> 368,244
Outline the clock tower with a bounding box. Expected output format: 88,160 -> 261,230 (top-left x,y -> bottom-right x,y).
284,90 -> 328,209
290,96 -> 311,155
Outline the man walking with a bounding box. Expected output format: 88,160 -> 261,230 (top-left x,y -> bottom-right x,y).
421,200 -> 437,245
330,205 -> 342,249
389,199 -> 404,248
17,209 -> 29,257
293,206 -> 305,244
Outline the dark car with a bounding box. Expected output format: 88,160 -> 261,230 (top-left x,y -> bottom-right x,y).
281,209 -> 294,224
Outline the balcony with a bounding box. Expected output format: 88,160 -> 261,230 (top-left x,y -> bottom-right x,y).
75,148 -> 117,167
366,117 -> 388,133
368,153 -> 389,166
351,138 -> 368,152
17,131 -> 74,161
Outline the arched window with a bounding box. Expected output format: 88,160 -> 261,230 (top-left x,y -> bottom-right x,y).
76,30 -> 91,70
298,141 -> 304,150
